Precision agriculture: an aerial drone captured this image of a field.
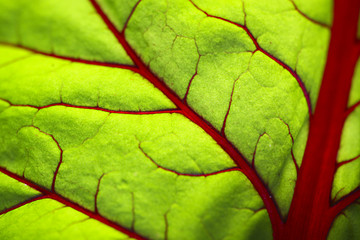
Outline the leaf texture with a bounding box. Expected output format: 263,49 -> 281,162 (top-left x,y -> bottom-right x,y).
0,0 -> 359,239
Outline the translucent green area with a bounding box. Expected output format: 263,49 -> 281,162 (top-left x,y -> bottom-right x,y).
0,105 -> 59,189
0,0 -> 132,64
245,0 -> 330,109
62,169 -> 270,240
107,0 -> 312,217
97,0 -> 139,31
0,172 -> 41,212
0,0 -> 339,238
0,45 -> 175,111
125,0 -> 205,98
191,0 -> 245,25
0,199 -> 131,240
293,0 -> 333,25
337,106 -> 360,163
35,109 -> 235,175
0,104 -> 272,239
349,57 -> 360,107
224,51 -> 308,216
122,0 -> 331,110
332,106 -> 360,201
328,200 -> 360,240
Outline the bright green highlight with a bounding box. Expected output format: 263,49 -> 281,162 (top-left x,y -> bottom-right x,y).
97,0 -> 139,31
0,105 -> 60,190
225,51 -> 308,216
124,0 -> 311,217
332,159 -> 360,202
191,0 -> 245,25
0,102 -> 272,239
187,52 -> 253,130
328,200 -> 360,240
126,0 -> 204,98
332,106 -> 360,201
36,109 -> 236,175
0,0 -> 338,238
0,0 -> 132,64
0,45 -> 175,111
0,199 -> 131,240
293,0 -> 333,25
62,168 -> 271,239
0,172 -> 40,212
337,106 -> 360,162
245,0 -> 330,109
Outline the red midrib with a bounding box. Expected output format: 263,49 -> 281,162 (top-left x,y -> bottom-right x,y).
282,0 -> 360,239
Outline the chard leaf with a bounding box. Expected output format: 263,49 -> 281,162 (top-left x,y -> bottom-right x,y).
0,0 -> 360,239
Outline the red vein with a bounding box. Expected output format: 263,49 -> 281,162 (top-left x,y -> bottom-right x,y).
189,0 -> 312,115
252,133 -> 267,169
0,195 -> 46,216
28,126 -> 63,192
0,167 -> 146,240
121,0 -> 142,34
330,188 -> 360,219
0,42 -> 139,73
90,0 -> 284,236
346,99 -> 360,117
138,142 -> 241,177
94,173 -> 105,214
336,155 -> 360,168
1,99 -> 180,115
183,41 -> 201,102
183,55 -> 200,102
279,118 -> 300,174
221,78 -> 236,137
289,0 -> 330,28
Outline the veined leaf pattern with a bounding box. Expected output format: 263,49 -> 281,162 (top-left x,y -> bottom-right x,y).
0,0 -> 359,239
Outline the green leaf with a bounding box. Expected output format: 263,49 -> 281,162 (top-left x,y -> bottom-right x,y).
120,0 -> 321,217
349,58 -> 360,107
0,0 -> 133,64
0,171 -> 40,212
0,0 -> 359,239
0,44 -> 271,239
332,106 -> 360,201
0,199 -> 131,240
328,200 -> 360,240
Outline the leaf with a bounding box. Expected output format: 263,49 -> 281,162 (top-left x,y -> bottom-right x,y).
328,200 -> 360,240
0,171 -> 40,212
0,0 -> 132,64
0,0 -> 359,239
1,198 -> 131,240
0,44 -> 271,239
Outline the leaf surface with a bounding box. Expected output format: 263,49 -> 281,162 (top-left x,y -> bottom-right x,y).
0,0 -> 359,239
0,199 -> 131,240
0,44 -> 271,239
328,200 -> 360,240
0,171 -> 40,212
0,0 -> 132,64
